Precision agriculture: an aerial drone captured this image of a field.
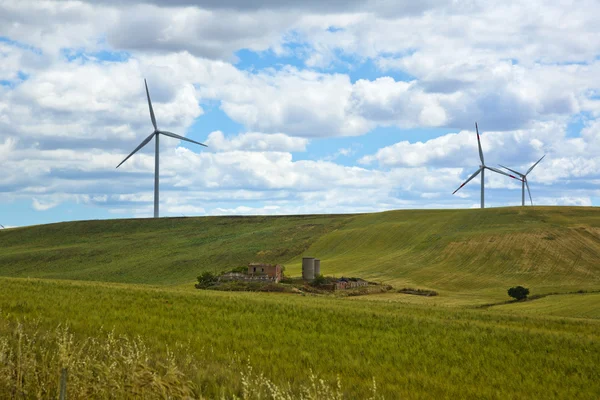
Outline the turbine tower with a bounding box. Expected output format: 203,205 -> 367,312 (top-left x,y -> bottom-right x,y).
117,79 -> 207,218
452,122 -> 520,208
499,155 -> 545,206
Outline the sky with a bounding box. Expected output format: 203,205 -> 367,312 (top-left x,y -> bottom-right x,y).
0,0 -> 599,227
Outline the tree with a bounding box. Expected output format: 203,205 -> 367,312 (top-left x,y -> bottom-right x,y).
312,274 -> 326,286
508,286 -> 530,300
195,272 -> 217,289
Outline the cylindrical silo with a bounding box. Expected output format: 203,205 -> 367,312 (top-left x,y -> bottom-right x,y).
302,257 -> 315,280
314,259 -> 321,276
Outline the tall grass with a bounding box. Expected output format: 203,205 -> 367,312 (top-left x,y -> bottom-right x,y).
0,316 -> 381,399
0,278 -> 599,399
0,318 -> 197,399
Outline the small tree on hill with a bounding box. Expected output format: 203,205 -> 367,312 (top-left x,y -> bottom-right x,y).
508,286 -> 530,301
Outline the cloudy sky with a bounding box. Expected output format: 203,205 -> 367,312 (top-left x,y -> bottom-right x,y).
1,0 -> 599,226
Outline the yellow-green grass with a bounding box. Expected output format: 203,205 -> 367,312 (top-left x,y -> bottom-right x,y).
0,214 -> 347,285
285,207 -> 600,294
489,292 -> 600,319
1,207 -> 599,304
1,207 -> 599,397
1,277 -> 599,399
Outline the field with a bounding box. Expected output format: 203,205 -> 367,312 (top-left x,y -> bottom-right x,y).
1,278 -> 599,399
0,207 -> 599,398
2,207 -> 600,295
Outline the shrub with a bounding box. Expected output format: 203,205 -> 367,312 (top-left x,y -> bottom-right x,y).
398,288 -> 438,297
195,272 -> 217,289
508,286 -> 530,300
258,283 -> 288,292
312,274 -> 326,286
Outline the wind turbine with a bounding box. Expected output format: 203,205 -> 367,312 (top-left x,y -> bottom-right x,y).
117,79 -> 207,218
452,122 -> 521,208
499,155 -> 546,206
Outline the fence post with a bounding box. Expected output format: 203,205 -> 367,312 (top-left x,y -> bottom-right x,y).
59,368 -> 68,400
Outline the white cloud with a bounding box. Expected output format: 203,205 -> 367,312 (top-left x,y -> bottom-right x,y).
536,196 -> 593,207
2,0 -> 600,224
205,131 -> 308,152
359,121 -> 569,168
32,197 -> 60,211
203,66 -> 372,137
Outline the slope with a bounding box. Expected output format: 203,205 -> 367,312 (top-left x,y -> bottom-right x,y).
286,206 -> 600,293
0,207 -> 599,294
0,214 -> 348,285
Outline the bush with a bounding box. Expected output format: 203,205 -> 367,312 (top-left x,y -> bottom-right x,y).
195,272 -> 217,289
312,274 -> 326,286
258,283 -> 288,292
398,288 -> 438,297
508,286 -> 530,300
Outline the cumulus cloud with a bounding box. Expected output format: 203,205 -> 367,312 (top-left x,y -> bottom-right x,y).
72,0 -> 447,17
1,0 -> 600,224
358,120 -> 600,207
32,197 -> 60,211
359,121 -> 567,168
205,131 -> 308,152
105,5 -> 294,61
0,54 -> 203,153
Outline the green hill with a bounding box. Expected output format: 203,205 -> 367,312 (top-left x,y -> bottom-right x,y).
1,207 -> 599,295
1,207 -> 600,398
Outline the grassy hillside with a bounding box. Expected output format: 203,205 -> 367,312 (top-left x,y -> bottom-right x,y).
286,207 -> 600,293
490,292 -> 600,319
1,207 -> 599,295
0,214 -> 347,285
1,208 -> 600,398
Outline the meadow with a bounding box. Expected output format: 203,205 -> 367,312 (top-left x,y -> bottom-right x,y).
1,207 -> 599,299
0,207 -> 599,398
0,278 -> 599,399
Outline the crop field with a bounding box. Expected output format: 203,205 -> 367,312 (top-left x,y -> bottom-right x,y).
489,292 -> 600,319
0,277 -> 599,399
0,206 -> 599,398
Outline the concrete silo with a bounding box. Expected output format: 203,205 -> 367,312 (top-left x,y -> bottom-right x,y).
314,259 -> 321,276
302,257 -> 315,280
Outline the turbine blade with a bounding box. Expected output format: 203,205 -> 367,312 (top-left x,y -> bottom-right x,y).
525,179 -> 533,206
475,122 -> 485,165
486,166 -> 521,181
452,168 -> 481,195
0,224 -> 4,229
116,132 -> 155,169
498,164 -> 524,177
158,130 -> 207,147
145,79 -> 157,131
526,154 -> 546,176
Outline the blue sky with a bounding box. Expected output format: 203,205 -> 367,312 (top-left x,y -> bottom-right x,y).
1,0 -> 599,228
